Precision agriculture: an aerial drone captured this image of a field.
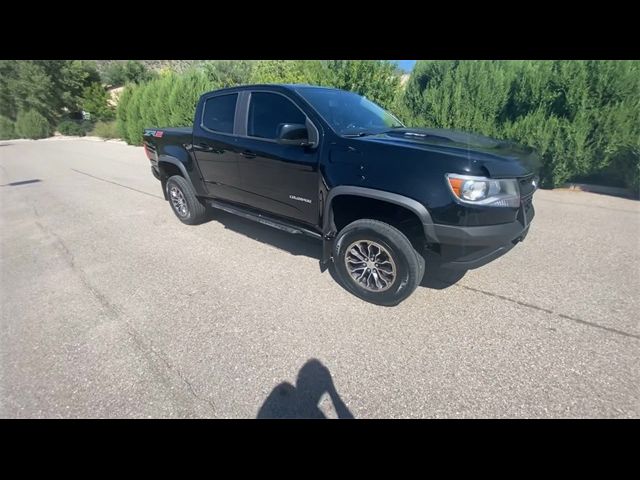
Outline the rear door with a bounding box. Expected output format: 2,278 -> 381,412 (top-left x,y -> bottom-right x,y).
235,90 -> 320,225
192,92 -> 244,202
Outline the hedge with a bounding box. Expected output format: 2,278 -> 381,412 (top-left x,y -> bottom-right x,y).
0,116 -> 15,140
116,60 -> 639,191
91,121 -> 119,139
402,60 -> 640,190
57,119 -> 90,136
15,110 -> 50,139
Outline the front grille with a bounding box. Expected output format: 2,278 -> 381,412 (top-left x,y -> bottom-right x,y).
519,174 -> 537,199
517,174 -> 537,227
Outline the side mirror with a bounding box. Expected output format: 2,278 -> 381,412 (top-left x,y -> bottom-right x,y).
276,123 -> 310,146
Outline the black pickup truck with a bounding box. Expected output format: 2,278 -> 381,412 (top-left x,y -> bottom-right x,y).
143,84 -> 538,305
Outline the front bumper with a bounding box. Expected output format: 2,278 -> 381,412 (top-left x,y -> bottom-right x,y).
431,202 -> 534,270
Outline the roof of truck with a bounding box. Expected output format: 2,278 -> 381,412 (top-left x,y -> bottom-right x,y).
204,84 -> 342,94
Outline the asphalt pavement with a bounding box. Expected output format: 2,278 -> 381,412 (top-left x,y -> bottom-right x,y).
1,137 -> 638,418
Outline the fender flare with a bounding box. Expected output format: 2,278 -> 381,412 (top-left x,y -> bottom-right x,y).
319,186 -> 439,269
323,186 -> 438,242
157,154 -> 189,179
157,154 -> 207,199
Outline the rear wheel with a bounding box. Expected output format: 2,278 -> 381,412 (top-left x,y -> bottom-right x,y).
166,175 -> 208,225
332,219 -> 425,306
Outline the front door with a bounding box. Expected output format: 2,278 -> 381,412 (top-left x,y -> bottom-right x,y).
236,91 -> 320,225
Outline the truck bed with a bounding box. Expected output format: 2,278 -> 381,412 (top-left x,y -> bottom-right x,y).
142,126 -> 195,181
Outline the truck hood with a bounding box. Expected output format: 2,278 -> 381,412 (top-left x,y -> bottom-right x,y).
356,127 -> 541,178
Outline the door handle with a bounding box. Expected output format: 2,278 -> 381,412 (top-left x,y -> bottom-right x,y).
240,150 -> 256,159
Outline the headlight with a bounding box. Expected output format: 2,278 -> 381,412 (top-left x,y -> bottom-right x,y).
446,173 -> 520,207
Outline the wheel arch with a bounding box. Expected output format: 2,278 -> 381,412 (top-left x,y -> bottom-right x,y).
320,186 -> 439,269
157,155 -> 199,200
323,186 -> 438,242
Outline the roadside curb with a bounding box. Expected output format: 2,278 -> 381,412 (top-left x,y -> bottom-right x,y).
558,183 -> 638,200
80,136 -> 128,146
0,135 -> 129,146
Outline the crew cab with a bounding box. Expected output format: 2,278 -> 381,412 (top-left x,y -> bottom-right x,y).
143,84 -> 538,305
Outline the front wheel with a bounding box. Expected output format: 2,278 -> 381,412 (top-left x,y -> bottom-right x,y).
332,219 -> 425,306
166,175 -> 208,225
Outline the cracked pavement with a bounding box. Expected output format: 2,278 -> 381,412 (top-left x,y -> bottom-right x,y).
1,138 -> 639,418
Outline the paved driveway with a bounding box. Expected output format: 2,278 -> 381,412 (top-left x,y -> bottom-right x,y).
1,138 -> 638,418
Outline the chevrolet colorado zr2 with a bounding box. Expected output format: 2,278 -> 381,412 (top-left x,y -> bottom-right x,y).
143,84 -> 538,305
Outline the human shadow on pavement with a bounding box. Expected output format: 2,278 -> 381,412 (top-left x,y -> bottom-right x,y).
257,359 -> 354,419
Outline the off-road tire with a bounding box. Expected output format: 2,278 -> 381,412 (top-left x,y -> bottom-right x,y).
166,175 -> 208,225
332,219 -> 425,306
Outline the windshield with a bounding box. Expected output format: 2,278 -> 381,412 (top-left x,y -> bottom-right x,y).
296,87 -> 404,135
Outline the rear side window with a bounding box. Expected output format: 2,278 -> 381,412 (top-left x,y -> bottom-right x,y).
202,94 -> 237,133
248,92 -> 306,139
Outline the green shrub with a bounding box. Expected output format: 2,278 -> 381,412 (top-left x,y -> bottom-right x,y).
116,84 -> 134,142
401,60 -> 640,189
313,60 -> 401,110
57,119 -> 87,136
168,70 -> 213,127
139,79 -> 161,128
112,60 -> 639,191
104,60 -> 156,87
125,85 -> 145,145
15,110 -> 50,139
203,60 -> 254,87
81,82 -> 115,121
0,116 -> 15,140
250,60 -> 311,84
91,120 -> 119,139
152,72 -> 177,127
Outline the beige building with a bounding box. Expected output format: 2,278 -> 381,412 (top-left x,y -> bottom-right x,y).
107,86 -> 125,107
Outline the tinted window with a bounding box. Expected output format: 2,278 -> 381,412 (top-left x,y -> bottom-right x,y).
202,94 -> 237,133
248,92 -> 306,139
296,88 -> 403,135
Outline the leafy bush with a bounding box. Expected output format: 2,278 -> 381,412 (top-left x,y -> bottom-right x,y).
248,60 -> 401,109
312,60 -> 401,110
125,85 -> 144,145
250,60 -> 312,84
152,72 -> 177,127
116,84 -> 133,142
15,110 -> 50,139
0,115 -> 15,140
114,60 -> 639,192
116,60 -> 404,144
57,119 -> 87,136
401,60 -> 640,189
139,79 -> 161,128
1,60 -> 100,125
91,121 -> 119,139
104,60 -> 155,87
81,82 -> 115,121
168,70 -> 214,126
203,60 -> 254,87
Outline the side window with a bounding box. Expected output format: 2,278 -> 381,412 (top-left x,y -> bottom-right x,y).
202,94 -> 237,133
248,92 -> 306,139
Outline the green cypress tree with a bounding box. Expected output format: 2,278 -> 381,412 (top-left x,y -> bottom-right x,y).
116,84 -> 134,141
153,72 -> 177,127
125,85 -> 144,145
168,70 -> 213,127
